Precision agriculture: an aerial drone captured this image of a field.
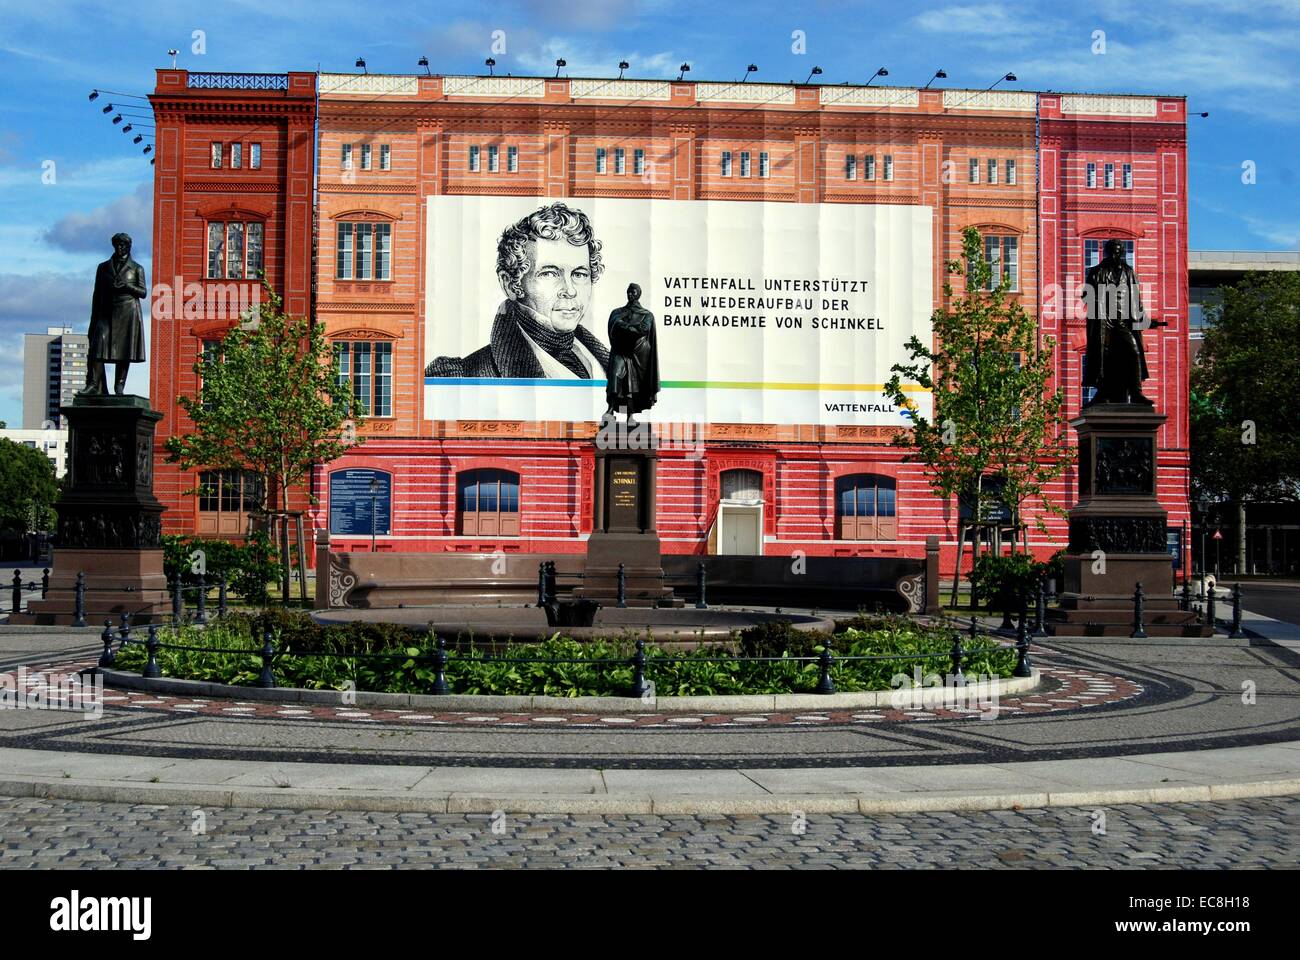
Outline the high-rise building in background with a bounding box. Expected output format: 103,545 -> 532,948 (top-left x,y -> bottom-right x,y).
22,326 -> 88,429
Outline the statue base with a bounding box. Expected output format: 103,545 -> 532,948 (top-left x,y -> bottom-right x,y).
11,394 -> 171,626
572,444 -> 678,608
1047,404 -> 1206,637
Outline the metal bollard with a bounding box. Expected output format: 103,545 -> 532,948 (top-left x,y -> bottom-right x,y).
218,575 -> 228,619
73,572 -> 87,628
1013,600 -> 1033,678
195,573 -> 207,625
1180,581 -> 1192,612
537,562 -> 547,606
172,576 -> 183,624
257,626 -> 276,688
1033,579 -> 1049,637
98,620 -> 116,668
1229,583 -> 1246,639
1130,582 -> 1148,639
630,637 -> 650,699
142,624 -> 161,679
431,635 -> 450,695
119,611 -> 132,649
695,561 -> 707,610
950,632 -> 964,679
11,569 -> 21,614
816,639 -> 836,695
617,562 -> 627,608
41,568 -> 50,599
1206,584 -> 1217,631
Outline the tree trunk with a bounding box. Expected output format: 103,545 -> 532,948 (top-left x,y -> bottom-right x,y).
278,472 -> 290,606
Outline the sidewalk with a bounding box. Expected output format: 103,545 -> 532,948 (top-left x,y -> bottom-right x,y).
2,743 -> 1297,815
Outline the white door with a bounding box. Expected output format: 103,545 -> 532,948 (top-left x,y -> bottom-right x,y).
721,507 -> 760,555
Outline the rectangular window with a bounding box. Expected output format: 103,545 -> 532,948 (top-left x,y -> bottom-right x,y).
250,143 -> 261,169
969,158 -> 979,183
354,223 -> 373,281
721,150 -> 732,177
336,223 -> 354,280
351,342 -> 371,415
374,223 -> 391,280
373,342 -> 392,417
1086,162 -> 1096,188
335,340 -> 391,417
380,144 -> 391,171
864,154 -> 875,180
361,144 -> 372,171
740,151 -> 751,177
1006,158 -> 1016,185
211,142 -> 222,169
845,153 -> 856,180
988,158 -> 998,184
596,147 -> 607,174
759,152 -> 770,178
488,145 -> 499,172
1123,163 -> 1132,189
633,148 -> 645,175
883,155 -> 893,180
225,222 -> 245,279
197,470 -> 261,535
983,236 -> 1019,291
342,143 -> 353,170
614,147 -> 625,174
246,222 -> 263,277
1104,162 -> 1115,188
468,144 -> 480,172
231,143 -> 242,169
207,222 -> 225,279
507,145 -> 518,173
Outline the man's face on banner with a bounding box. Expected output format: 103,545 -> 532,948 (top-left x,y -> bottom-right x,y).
519,237 -> 592,333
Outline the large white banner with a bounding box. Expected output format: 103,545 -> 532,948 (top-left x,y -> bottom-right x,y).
424,195 -> 932,425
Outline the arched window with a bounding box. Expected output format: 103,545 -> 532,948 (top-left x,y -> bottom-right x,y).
720,469 -> 763,502
458,469 -> 520,536
835,474 -> 897,541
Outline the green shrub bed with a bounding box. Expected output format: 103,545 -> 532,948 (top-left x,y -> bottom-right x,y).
112,610 -> 1017,698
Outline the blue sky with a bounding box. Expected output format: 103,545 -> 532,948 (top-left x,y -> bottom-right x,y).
1,0 -> 1297,425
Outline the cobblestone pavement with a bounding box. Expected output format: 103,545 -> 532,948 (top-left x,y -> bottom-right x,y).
0,795 -> 1295,868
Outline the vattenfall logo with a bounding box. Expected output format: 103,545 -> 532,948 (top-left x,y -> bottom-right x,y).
49,891 -> 151,941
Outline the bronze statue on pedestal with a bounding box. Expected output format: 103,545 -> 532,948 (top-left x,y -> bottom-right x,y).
83,232 -> 147,396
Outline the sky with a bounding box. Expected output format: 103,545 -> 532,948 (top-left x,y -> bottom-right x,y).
0,0 -> 1297,426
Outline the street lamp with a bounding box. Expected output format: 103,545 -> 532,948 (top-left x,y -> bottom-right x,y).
369,476 -> 380,552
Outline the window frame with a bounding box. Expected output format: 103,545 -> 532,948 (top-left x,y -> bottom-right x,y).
1086,161 -> 1097,188
334,339 -> 394,418
487,144 -> 499,173
865,154 -> 875,181
335,221 -> 392,281
468,144 -> 480,172
835,474 -> 898,541
969,157 -> 979,183
458,469 -> 521,537
759,151 -> 770,178
721,150 -> 732,177
379,144 -> 391,171
205,220 -> 264,280
845,153 -> 856,180
210,142 -> 222,169
507,145 -> 518,173
883,154 -> 893,181
231,143 -> 242,169
1006,157 -> 1016,185
614,147 -> 625,175
196,469 -> 263,535
740,151 -> 751,177
250,143 -> 262,169
596,147 -> 607,174
1104,162 -> 1115,188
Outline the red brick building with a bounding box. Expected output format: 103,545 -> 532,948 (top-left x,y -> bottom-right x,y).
149,71 -> 1190,571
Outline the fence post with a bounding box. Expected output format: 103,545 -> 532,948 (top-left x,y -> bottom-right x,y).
1013,599 -> 1033,678
630,637 -> 650,699
142,624 -> 161,679
1206,584 -> 1217,632
41,568 -> 50,599
950,631 -> 964,679
816,638 -> 836,695
1180,581 -> 1191,612
98,620 -> 116,668
218,575 -> 228,620
537,562 -> 547,606
617,562 -> 627,608
11,569 -> 21,614
118,611 -> 132,649
195,573 -> 207,625
1130,582 -> 1148,639
1229,583 -> 1246,639
73,572 -> 87,628
172,576 -> 183,625
695,561 -> 707,610
431,635 -> 450,695
257,626 -> 276,688
1033,579 -> 1048,637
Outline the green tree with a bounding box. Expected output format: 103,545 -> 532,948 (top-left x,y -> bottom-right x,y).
165,280 -> 361,602
0,438 -> 59,535
1191,271 -> 1300,570
885,226 -> 1073,603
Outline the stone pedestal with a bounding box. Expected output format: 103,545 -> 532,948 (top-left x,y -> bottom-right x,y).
573,445 -> 677,607
1048,404 -> 1205,637
14,395 -> 170,625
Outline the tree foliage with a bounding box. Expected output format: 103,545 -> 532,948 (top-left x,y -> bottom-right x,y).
1190,270 -> 1300,504
0,437 -> 59,534
884,226 -> 1073,538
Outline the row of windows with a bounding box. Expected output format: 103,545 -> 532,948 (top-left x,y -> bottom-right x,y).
719,150 -> 770,178
342,143 -> 392,172
967,157 -> 1017,185
1085,162 -> 1133,189
844,154 -> 894,181
210,142 -> 262,170
468,144 -> 520,173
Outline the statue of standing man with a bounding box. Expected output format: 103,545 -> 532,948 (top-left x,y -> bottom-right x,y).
84,232 -> 147,396
603,283 -> 660,428
1082,238 -> 1153,407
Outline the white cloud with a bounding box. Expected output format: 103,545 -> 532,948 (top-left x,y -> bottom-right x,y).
44,182 -> 152,255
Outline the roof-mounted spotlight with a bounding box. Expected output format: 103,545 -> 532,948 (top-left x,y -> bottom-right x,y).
804,66 -> 823,84
133,135 -> 143,144
554,58 -> 566,77
102,103 -> 113,114
88,90 -> 99,102
143,145 -> 152,154
922,69 -> 947,89
987,72 -> 1017,90
485,57 -> 496,75
122,123 -> 133,132
866,67 -> 888,86
168,48 -> 178,68
418,56 -> 430,76
618,60 -> 629,80
742,63 -> 758,83
112,114 -> 123,124
355,58 -> 367,73
677,62 -> 690,81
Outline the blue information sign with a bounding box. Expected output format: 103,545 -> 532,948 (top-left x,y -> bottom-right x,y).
1167,527 -> 1183,571
329,470 -> 391,536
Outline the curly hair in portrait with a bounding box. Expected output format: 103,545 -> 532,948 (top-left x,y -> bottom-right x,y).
496,202 -> 604,299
